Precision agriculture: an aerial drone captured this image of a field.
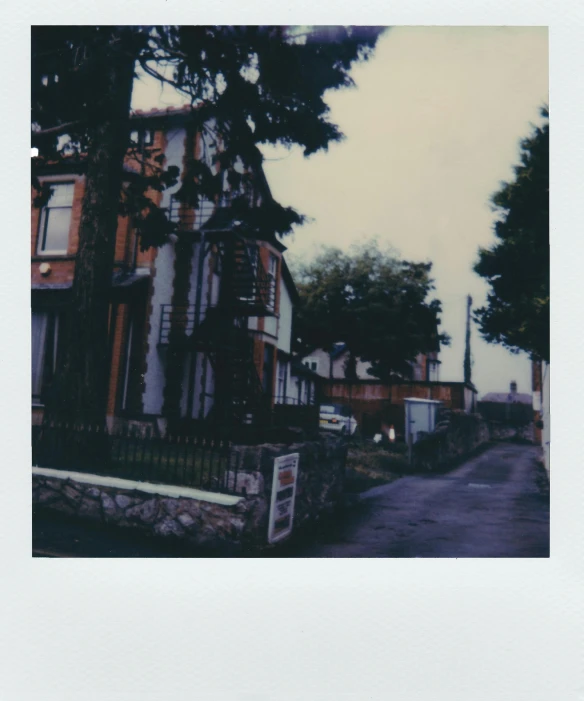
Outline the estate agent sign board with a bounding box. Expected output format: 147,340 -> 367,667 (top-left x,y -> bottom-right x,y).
268,453 -> 299,544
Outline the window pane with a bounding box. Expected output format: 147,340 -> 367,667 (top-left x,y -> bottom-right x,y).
49,182 -> 74,206
43,208 -> 71,252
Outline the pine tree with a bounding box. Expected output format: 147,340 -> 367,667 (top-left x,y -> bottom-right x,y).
31,25 -> 385,426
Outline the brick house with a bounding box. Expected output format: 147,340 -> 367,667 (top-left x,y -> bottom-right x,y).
31,106 -> 305,435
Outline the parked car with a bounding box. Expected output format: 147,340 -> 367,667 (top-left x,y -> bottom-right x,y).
319,404 -> 358,435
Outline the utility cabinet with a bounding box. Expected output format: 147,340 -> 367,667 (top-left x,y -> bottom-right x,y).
404,398 -> 443,445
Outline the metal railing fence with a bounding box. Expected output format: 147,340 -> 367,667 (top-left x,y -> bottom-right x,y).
32,423 -> 239,494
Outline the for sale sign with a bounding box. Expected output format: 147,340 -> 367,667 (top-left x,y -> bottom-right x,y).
268,453 -> 299,544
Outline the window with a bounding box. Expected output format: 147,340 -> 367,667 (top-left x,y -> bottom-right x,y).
303,357 -> 319,373
130,129 -> 154,148
302,378 -> 310,405
37,182 -> 74,255
276,361 -> 287,403
120,307 -> 146,414
32,310 -> 61,404
428,360 -> 440,382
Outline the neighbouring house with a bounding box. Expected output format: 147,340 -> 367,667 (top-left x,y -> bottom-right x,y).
477,381 -> 533,427
532,361 -> 550,473
32,106 -> 311,437
301,345 -> 475,438
302,343 -> 441,382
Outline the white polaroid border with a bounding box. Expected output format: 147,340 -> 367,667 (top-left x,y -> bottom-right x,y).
2,2 -> 582,700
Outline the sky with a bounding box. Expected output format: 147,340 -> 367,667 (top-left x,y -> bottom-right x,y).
131,26 -> 549,397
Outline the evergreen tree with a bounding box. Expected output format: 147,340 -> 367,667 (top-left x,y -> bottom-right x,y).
474,108 -> 549,362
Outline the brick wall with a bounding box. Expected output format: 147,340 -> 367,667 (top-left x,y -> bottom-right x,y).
31,125 -> 171,419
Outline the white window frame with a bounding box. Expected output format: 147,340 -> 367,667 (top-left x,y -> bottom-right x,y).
130,128 -> 154,148
37,181 -> 75,256
303,357 -> 319,373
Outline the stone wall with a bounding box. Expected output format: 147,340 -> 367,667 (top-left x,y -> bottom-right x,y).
489,422 -> 534,443
412,410 -> 490,470
33,472 -> 251,550
32,433 -> 346,553
225,433 -> 347,546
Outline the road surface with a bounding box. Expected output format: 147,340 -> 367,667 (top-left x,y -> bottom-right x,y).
33,442 -> 549,558
288,442 -> 549,557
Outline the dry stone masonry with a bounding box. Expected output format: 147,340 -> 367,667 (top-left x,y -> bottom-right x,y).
32,434 -> 347,552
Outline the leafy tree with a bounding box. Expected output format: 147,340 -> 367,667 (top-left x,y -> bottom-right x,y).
292,241 -> 449,382
31,25 -> 385,426
474,108 -> 549,362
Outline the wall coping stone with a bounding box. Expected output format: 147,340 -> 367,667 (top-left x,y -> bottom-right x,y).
32,467 -> 243,506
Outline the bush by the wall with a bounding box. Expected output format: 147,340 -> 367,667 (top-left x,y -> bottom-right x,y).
413,411 -> 490,471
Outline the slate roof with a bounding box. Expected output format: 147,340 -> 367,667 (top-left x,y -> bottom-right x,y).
480,392 -> 532,405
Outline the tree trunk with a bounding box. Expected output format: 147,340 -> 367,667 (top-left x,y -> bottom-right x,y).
43,30 -> 136,428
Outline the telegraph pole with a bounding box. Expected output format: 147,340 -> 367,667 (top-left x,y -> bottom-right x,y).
464,295 -> 472,385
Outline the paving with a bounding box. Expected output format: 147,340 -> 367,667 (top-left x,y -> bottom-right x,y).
286,442 -> 549,558
32,442 -> 549,558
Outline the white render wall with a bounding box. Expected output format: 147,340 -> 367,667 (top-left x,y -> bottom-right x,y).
277,277 -> 292,354
264,314 -> 278,338
301,348 -> 376,380
142,243 -> 175,415
142,128 -> 186,415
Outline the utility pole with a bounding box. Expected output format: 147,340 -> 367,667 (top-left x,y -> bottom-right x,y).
464,295 -> 472,385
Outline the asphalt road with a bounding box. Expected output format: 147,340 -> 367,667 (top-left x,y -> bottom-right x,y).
288,442 -> 550,558
33,442 -> 549,558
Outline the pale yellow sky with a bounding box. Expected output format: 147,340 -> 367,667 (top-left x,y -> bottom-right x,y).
132,26 -> 549,395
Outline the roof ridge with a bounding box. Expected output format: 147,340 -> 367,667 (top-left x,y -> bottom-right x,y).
130,105 -> 197,119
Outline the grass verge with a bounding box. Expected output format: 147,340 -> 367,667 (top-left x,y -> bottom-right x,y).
344,444 -> 407,493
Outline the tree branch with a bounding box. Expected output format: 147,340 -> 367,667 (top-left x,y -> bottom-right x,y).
31,120 -> 82,137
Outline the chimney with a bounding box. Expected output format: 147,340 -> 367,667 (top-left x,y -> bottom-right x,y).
510,381 -> 517,394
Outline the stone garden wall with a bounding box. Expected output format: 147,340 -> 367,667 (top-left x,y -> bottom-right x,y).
225,432 -> 347,545
32,434 -> 347,552
488,421 -> 534,443
412,410 -> 490,470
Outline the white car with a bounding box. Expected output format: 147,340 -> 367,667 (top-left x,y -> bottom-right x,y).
319,404 -> 358,435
